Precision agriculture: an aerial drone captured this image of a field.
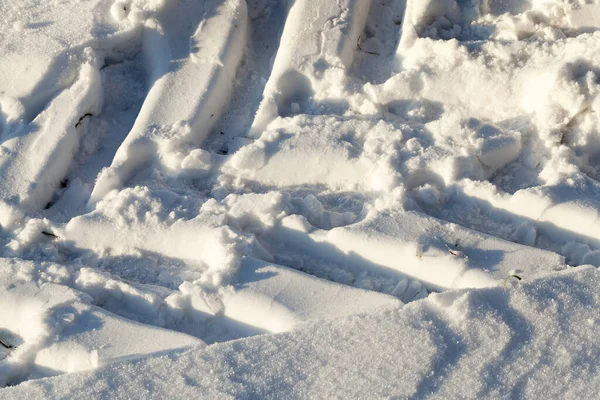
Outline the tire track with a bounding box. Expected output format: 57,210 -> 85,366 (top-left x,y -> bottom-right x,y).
89,0 -> 249,204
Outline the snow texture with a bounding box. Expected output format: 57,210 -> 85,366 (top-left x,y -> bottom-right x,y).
2,0 -> 600,397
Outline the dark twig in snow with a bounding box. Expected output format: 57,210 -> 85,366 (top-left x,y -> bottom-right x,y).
41,231 -> 59,239
357,34 -> 380,55
503,274 -> 523,291
75,113 -> 93,128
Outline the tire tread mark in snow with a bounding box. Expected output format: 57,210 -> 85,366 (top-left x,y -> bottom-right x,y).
88,0 -> 249,205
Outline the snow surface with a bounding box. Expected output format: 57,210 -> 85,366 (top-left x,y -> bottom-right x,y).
2,0 -> 600,397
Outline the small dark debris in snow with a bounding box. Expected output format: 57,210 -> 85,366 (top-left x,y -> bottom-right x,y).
0,339 -> 14,349
60,179 -> 69,188
503,274 -> 523,291
43,201 -> 54,210
447,241 -> 463,257
75,113 -> 93,128
217,149 -> 228,155
41,231 -> 59,239
356,35 -> 380,55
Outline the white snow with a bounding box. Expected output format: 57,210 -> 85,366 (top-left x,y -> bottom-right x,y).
4,267 -> 600,398
0,60 -> 103,212
89,0 -> 248,204
3,0 -> 600,397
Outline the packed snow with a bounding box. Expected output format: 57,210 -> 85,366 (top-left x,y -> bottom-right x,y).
1,0 -> 600,397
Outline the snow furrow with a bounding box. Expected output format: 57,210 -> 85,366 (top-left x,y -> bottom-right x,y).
249,0 -> 372,136
205,0 -> 291,153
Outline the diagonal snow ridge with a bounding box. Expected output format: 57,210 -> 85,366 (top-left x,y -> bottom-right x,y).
89,0 -> 249,205
248,0 -> 373,136
0,58 -> 103,214
0,250 -> 400,384
0,258 -> 204,387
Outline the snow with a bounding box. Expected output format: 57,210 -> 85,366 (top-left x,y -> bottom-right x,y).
0,259 -> 203,385
89,0 -> 248,204
4,267 -> 600,398
0,60 -> 103,212
2,0 -> 600,397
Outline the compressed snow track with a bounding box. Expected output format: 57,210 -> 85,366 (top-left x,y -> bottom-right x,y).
0,62 -> 102,213
89,0 -> 249,204
4,0 -> 600,396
